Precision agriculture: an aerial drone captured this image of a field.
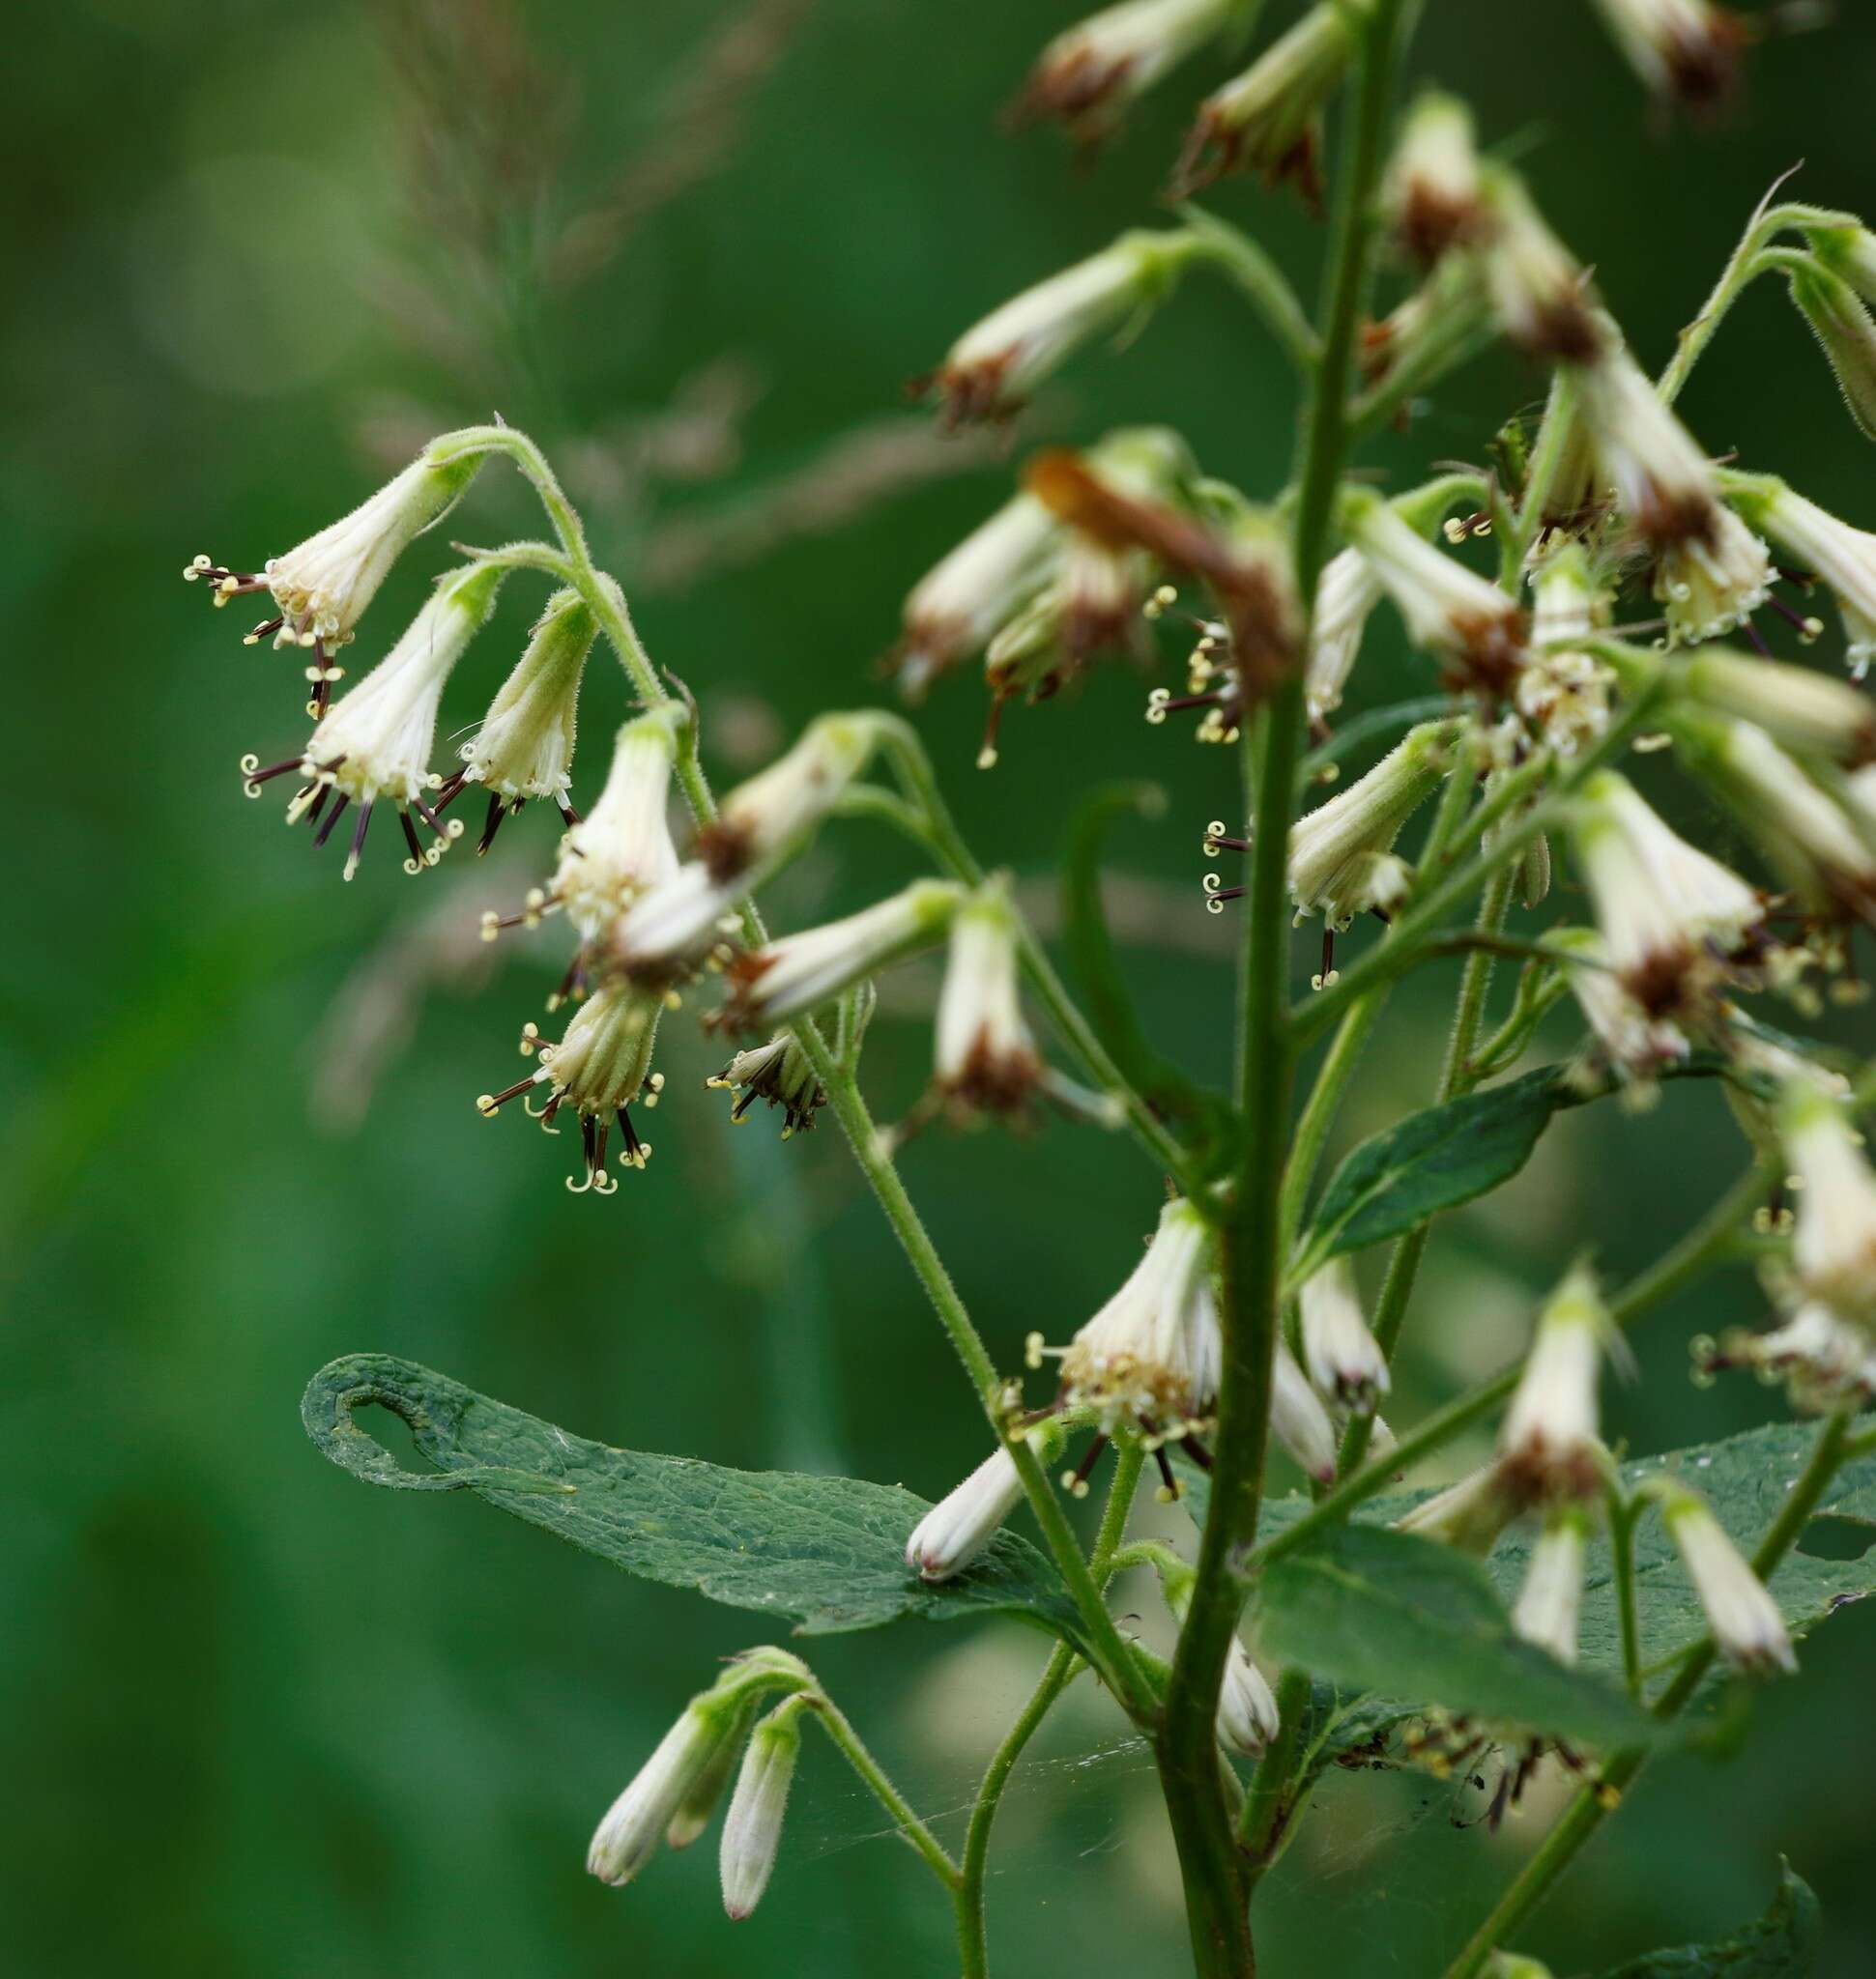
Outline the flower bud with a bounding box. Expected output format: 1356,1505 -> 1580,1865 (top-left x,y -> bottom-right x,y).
1675,711 -> 1876,916
890,494 -> 1062,699
1037,1197 -> 1222,1438
1383,92 -> 1485,267
1553,927 -> 1690,1104
696,713 -> 888,885
1298,1258 -> 1389,1414
1286,721 -> 1455,929
1589,0 -> 1747,109
1174,0 -> 1367,202
1724,473 -> 1876,678
1511,1505 -> 1591,1666
1779,1076 -> 1876,1327
707,1033 -> 826,1139
1358,252 -> 1491,396
666,1698 -> 755,1850
476,981 -> 664,1194
548,708 -> 683,940
934,876 -> 1044,1117
1787,258 -> 1876,443
906,1445 -> 1026,1583
1271,1340 -> 1338,1484
1338,486 -> 1528,693
1565,769 -> 1763,1015
919,231 -> 1199,427
253,561 -> 505,880
1013,0 -> 1241,146
1498,1264 -> 1610,1501
717,880 -> 966,1031
589,1699 -> 737,1886
1306,546 -> 1384,721
188,440 -> 485,690
1655,1480 -> 1796,1675
1805,224 -> 1876,311
1677,648 -> 1876,766
1477,166 -> 1600,362
447,590 -> 595,847
720,1700 -> 805,1920
1162,1569 -> 1282,1756
1395,1462 -> 1518,1556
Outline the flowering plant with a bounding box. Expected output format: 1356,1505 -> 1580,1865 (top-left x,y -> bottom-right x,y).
192,2 -> 1876,1972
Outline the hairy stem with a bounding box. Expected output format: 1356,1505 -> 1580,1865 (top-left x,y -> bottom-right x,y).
810,1694 -> 962,1891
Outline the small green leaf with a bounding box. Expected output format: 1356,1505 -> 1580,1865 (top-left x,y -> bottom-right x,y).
1593,1860 -> 1820,1977
1288,1064 -> 1579,1282
303,1354 -> 1084,1644
1255,1524 -> 1653,1749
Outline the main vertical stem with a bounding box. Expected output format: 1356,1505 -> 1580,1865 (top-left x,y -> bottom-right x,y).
1158,8 -> 1407,1972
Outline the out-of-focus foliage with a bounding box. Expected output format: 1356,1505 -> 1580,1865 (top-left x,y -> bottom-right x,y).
4,2 -> 1875,1974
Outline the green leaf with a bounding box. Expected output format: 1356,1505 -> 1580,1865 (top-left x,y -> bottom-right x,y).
303,1354 -> 1084,1645
1287,1064 -> 1579,1282
1255,1524 -> 1653,1749
1593,1860 -> 1820,1977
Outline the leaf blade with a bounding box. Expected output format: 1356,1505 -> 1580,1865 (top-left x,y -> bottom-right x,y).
1593,1860 -> 1820,1977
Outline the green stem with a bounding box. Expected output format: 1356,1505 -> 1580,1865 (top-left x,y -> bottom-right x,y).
1161,8 -> 1409,1972
954,1444 -> 1144,1978
1338,864 -> 1512,1475
1255,1156 -> 1773,1571
809,1694 -> 962,1891
1438,1408 -> 1854,1979
1609,1495 -> 1644,1701
1238,1666 -> 1314,1865
1179,204 -> 1323,372
1509,366 -> 1580,574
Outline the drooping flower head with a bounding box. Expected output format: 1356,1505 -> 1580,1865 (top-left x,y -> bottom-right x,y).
441,589 -> 596,851
1297,1257 -> 1390,1415
1477,166 -> 1600,362
1511,1504 -> 1592,1666
719,1698 -> 806,1921
542,706 -> 684,944
1497,1263 -> 1613,1503
707,1033 -> 827,1140
1552,927 -> 1690,1105
1161,1562 -> 1283,1757
1589,0 -> 1749,110
1382,91 -> 1486,268
242,560 -> 505,880
933,876 -> 1044,1120
1704,1302 -> 1876,1416
888,494 -> 1062,700
1779,1076 -> 1876,1327
1306,546 -> 1384,722
917,230 -> 1199,427
1648,1477 -> 1796,1675
695,713 -> 888,886
1033,1196 -> 1222,1439
1271,1338 -> 1339,1484
1677,648 -> 1876,767
476,980 -> 667,1194
1516,543 -> 1615,757
1724,473 -> 1876,678
187,441 -> 486,713
1011,0 -> 1242,148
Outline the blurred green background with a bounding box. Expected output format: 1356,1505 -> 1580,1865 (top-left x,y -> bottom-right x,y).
6,1 -> 1875,1973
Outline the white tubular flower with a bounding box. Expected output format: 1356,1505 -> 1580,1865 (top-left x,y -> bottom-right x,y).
611,861 -> 741,980
1395,1463 -> 1518,1556
1565,769 -> 1763,1015
447,590 -> 595,848
589,1700 -> 736,1887
707,1033 -> 826,1140
1175,0 -> 1368,202
1338,486 -> 1528,693
921,231 -> 1198,427
697,713 -> 889,885
1512,1506 -> 1591,1666
1655,505 -> 1773,648
1040,1197 -> 1222,1437
1724,474 -> 1876,678
249,561 -> 505,880
1477,166 -> 1600,362
891,494 -> 1062,699
1679,713 -> 1876,915
906,1445 -> 1026,1582
1780,1077 -> 1876,1326
1014,0 -> 1241,145
1717,1303 -> 1876,1415
475,982 -> 664,1194
718,880 -> 966,1031
1788,260 -> 1876,444
933,877 -> 1044,1117
1383,91 -> 1485,267
1163,1570 -> 1282,1755
1517,545 -> 1614,757
719,1700 -> 804,1921
1679,649 -> 1876,766
1271,1340 -> 1338,1484
1286,721 -> 1454,930
1554,928 -> 1690,1105
1306,547 -> 1383,720
545,709 -> 683,941
187,442 -> 485,694
1655,1480 -> 1796,1675
1298,1258 -> 1389,1415
1589,0 -> 1747,108
1498,1264 -> 1610,1502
